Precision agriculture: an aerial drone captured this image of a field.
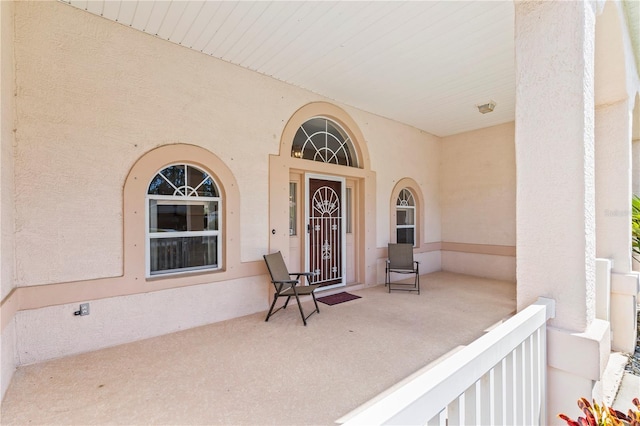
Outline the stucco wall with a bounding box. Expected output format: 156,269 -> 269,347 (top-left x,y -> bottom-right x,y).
8,1 -> 442,366
13,1 -> 295,285
1,319 -> 15,398
352,110 -> 441,248
440,122 -> 516,281
15,276 -> 268,365
13,2 -> 440,288
595,100 -> 633,273
1,0 -> 16,401
1,0 -> 15,301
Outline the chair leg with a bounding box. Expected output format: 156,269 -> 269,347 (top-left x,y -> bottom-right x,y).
265,295 -> 279,322
311,292 -> 320,314
293,292 -> 307,326
265,295 -> 295,322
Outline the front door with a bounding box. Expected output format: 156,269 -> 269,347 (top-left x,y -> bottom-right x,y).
306,175 -> 345,288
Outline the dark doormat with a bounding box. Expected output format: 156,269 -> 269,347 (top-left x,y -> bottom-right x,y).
316,292 -> 361,306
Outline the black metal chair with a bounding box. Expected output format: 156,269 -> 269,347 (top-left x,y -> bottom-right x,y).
263,251 -> 320,326
385,243 -> 420,294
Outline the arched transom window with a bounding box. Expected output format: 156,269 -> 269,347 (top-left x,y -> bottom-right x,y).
291,117 -> 359,167
396,188 -> 416,246
146,164 -> 221,276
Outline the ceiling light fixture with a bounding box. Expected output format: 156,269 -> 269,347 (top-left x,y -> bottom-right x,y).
476,101 -> 496,114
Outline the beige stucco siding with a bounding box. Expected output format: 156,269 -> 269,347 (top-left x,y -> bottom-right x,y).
349,109 -> 441,248
13,1 -> 442,288
13,2 -> 289,284
440,122 -> 516,246
440,122 -> 516,282
1,0 -> 15,300
0,0 -> 16,399
12,3 -> 272,283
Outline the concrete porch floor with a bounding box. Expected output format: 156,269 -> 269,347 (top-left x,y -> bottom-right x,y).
1,271 -> 519,425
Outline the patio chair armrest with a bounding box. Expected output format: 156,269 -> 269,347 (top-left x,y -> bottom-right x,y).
272,279 -> 299,285
290,272 -> 319,282
290,271 -> 318,286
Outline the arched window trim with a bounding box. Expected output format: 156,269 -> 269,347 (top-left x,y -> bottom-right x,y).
124,144 -> 241,289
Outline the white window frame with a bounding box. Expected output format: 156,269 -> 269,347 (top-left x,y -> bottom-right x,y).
396,188 -> 416,247
145,165 -> 222,278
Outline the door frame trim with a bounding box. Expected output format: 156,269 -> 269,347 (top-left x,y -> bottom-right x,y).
305,173 -> 346,291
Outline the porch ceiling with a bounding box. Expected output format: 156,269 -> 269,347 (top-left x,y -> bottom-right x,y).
61,0 -> 516,137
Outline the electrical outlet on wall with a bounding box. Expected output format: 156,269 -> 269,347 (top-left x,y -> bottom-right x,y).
80,303 -> 89,316
74,303 -> 90,316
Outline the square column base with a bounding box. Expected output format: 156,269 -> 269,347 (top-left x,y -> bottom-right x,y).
547,319 -> 610,424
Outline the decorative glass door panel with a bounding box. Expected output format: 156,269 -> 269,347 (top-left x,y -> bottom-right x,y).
308,178 -> 343,287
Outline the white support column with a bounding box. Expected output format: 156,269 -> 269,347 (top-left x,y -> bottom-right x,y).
595,100 -> 639,353
595,258 -> 611,322
514,1 -> 610,423
596,100 -> 633,273
515,0 -> 597,328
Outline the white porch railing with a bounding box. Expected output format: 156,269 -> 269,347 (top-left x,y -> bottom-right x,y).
341,297 -> 556,426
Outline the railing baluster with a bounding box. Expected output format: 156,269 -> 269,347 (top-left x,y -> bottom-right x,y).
464,383 -> 477,424
514,342 -> 524,425
493,359 -> 505,425
448,396 -> 462,426
426,409 -> 444,426
523,342 -> 529,425
531,330 -> 541,426
505,350 -> 515,425
480,370 -> 492,425
524,335 -> 532,424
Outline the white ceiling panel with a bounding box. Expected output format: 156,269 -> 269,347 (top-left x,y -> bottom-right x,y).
178,2 -> 221,48
83,0 -> 103,16
115,1 -> 138,24
142,2 -> 172,35
190,2 -> 235,52
61,0 -> 518,136
217,2 -> 273,59
164,2 -> 204,43
100,0 -> 120,21
155,1 -> 190,40
231,2 -> 296,66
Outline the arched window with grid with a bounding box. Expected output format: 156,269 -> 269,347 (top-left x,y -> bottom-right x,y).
396,188 -> 416,246
291,117 -> 359,167
146,164 -> 221,276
